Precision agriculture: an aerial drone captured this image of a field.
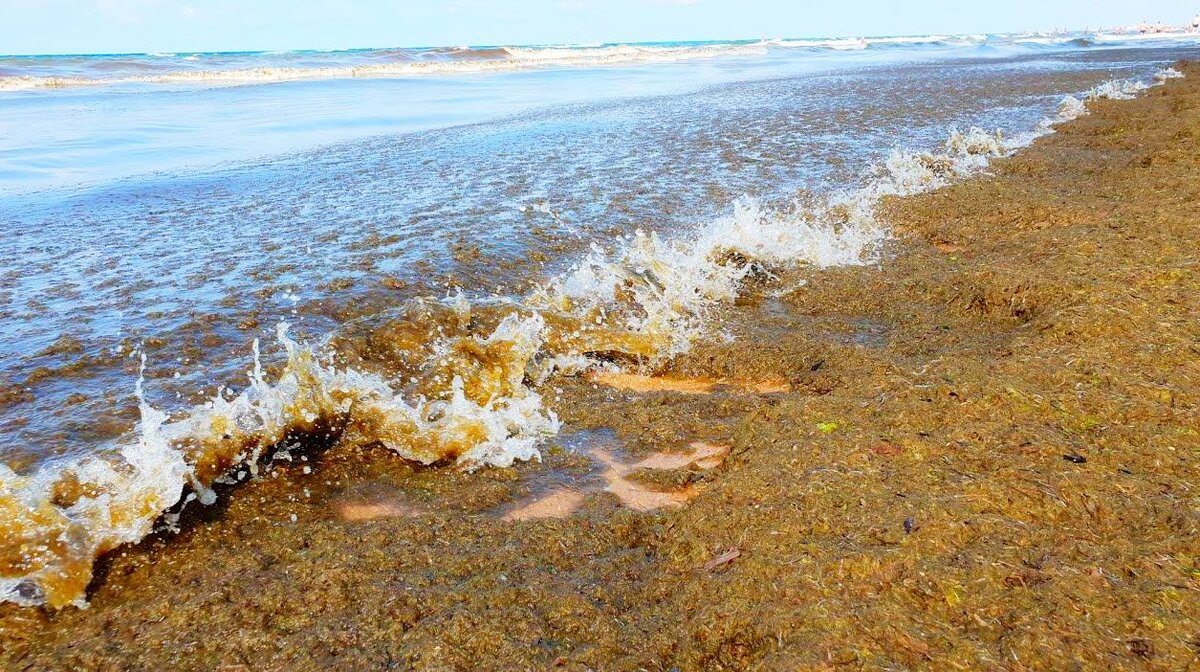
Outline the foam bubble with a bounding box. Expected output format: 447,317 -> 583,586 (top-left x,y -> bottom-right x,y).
1088,79 -> 1150,101
1155,66 -> 1185,81
1057,95 -> 1089,121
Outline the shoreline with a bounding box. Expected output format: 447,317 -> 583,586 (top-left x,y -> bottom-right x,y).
2,63 -> 1197,669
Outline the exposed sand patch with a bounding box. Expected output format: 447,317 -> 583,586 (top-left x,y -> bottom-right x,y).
591,446 -> 700,512
589,371 -> 790,395
502,441 -> 730,520
627,442 -> 728,471
502,488 -> 587,521
335,500 -> 423,522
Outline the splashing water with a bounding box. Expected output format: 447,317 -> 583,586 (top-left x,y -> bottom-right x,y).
1155,66 -> 1185,81
1058,95 -> 1090,121
1089,78 -> 1151,101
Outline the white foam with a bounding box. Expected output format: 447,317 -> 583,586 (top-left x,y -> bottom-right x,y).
765,37 -> 869,50
530,195 -> 883,361
1155,66 -> 1185,81
1093,31 -> 1200,44
1089,78 -> 1150,101
0,357 -> 189,608
1058,95 -> 1089,120
866,35 -> 956,46
870,127 -> 1013,198
503,42 -> 765,64
0,319 -> 559,607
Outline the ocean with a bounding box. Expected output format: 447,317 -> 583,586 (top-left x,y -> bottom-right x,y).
1,30 -> 1197,607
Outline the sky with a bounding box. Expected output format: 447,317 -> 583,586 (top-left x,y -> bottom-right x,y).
0,0 -> 1196,56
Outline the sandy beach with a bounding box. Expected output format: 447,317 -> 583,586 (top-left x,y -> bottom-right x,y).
1,60 -> 1197,671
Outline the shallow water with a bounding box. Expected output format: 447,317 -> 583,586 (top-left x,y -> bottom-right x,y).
1,31 -> 1198,607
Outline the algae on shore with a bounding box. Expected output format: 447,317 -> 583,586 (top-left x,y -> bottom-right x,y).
1,64 -> 1198,670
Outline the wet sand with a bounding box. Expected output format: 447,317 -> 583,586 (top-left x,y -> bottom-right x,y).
2,63 -> 1198,670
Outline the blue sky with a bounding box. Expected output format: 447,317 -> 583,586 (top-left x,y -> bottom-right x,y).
1,0 -> 1195,55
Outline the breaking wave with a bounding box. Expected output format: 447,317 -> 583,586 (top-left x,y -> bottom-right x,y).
1089,78 -> 1150,101
0,42 -> 776,91
3,31 -> 1197,92
0,67 -> 1182,608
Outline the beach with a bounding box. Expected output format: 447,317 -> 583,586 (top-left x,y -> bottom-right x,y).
0,55 -> 1195,670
